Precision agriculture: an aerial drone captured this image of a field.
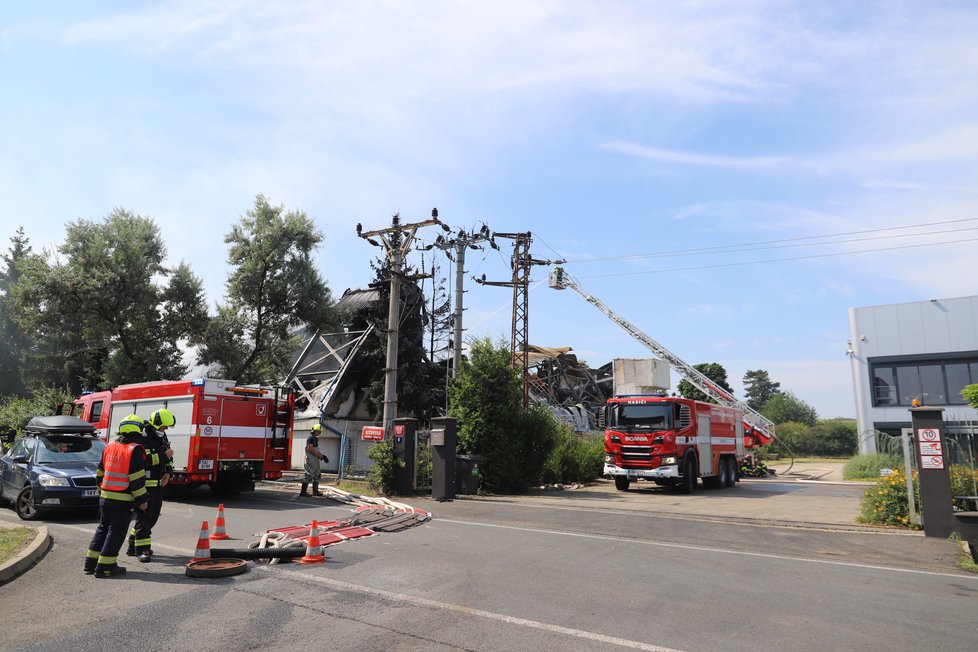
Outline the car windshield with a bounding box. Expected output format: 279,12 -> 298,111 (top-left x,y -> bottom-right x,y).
34,436 -> 105,464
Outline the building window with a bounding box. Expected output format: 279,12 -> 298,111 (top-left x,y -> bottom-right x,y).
873,367 -> 897,405
870,355 -> 978,407
946,364 -> 970,405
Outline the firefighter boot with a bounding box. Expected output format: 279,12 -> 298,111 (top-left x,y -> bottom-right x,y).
298,482 -> 309,497
312,482 -> 323,496
93,564 -> 128,578
138,549 -> 153,563
125,538 -> 136,557
83,558 -> 98,575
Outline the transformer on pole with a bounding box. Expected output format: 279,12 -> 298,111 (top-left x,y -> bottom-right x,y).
356,210 -> 448,434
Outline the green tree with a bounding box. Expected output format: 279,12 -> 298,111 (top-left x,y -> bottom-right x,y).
762,391 -> 818,427
963,384 -> 978,408
0,387 -> 76,436
742,369 -> 781,411
677,362 -> 733,403
0,228 -> 32,396
10,210 -> 208,393
197,195 -> 336,384
448,337 -> 559,492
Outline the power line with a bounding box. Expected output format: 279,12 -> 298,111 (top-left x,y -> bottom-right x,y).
572,236 -> 978,280
562,217 -> 978,264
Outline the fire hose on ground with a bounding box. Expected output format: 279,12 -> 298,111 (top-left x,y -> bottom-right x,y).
210,485 -> 432,563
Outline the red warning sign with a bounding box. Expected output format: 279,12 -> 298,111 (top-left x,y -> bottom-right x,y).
362,426 -> 385,441
921,455 -> 944,470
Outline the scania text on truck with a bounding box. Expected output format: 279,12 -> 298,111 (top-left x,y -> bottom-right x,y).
71,378 -> 293,492
604,394 -> 745,492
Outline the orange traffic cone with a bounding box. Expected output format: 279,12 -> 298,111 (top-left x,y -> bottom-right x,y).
191,521 -> 211,562
299,520 -> 326,564
210,504 -> 230,540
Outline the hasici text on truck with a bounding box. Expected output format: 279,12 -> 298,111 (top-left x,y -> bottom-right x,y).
71,379 -> 293,492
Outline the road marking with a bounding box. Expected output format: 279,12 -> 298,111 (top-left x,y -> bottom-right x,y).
433,518 -> 978,580
35,514 -> 976,582
255,564 -> 684,652
464,497 -> 920,536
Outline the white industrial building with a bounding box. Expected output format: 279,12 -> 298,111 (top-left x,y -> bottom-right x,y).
848,295 -> 978,454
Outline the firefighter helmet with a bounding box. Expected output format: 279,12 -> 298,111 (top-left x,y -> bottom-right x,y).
119,414 -> 144,435
311,423 -> 323,433
151,408 -> 176,429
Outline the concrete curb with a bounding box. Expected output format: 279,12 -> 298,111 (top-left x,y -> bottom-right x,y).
0,526 -> 51,585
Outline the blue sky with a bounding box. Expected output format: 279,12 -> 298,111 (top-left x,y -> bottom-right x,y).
3,1 -> 977,419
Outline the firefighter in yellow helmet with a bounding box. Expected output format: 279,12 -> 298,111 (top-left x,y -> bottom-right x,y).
84,415 -> 148,578
126,408 -> 175,562
298,423 -> 327,497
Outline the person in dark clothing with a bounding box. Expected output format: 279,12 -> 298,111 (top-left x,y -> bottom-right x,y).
298,423 -> 327,497
84,415 -> 148,578
127,408 -> 175,562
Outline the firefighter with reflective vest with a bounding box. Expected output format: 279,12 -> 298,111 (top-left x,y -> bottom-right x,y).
298,423 -> 327,497
84,415 -> 148,578
126,408 -> 175,562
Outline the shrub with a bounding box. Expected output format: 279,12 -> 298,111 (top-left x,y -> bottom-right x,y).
843,453 -> 904,480
448,338 -> 560,493
766,422 -> 807,457
366,439 -> 402,495
541,430 -> 603,484
950,465 -> 978,512
858,467 -> 919,528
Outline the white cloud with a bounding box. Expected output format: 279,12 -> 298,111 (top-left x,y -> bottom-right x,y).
601,142 -> 786,169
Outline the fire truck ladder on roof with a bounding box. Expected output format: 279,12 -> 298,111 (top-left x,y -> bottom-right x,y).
548,266 -> 775,444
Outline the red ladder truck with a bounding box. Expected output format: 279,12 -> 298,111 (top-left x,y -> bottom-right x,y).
548,267 -> 776,492
71,378 -> 294,492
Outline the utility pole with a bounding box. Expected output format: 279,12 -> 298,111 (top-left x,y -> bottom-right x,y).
430,224 -> 494,378
476,231 -> 556,408
357,210 -> 449,434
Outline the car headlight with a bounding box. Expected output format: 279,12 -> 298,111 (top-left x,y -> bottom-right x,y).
38,474 -> 70,487
660,456 -> 677,465
604,454 -> 613,463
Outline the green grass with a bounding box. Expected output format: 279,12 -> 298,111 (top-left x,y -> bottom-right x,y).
0,527 -> 34,565
334,479 -> 377,496
950,534 -> 978,574
843,453 -> 903,480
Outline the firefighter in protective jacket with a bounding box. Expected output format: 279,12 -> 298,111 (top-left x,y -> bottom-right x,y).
126,408 -> 175,562
84,415 -> 148,578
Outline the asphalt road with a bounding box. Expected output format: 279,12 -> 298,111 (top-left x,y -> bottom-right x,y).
1,479 -> 976,652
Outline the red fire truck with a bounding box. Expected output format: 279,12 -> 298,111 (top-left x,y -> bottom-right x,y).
549,267 -> 780,492
604,394 -> 747,493
71,378 -> 294,492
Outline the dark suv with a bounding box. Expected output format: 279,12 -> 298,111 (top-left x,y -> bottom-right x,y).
0,415 -> 105,520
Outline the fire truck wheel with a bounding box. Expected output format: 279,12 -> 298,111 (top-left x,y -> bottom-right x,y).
724,458 -> 738,488
614,476 -> 630,491
717,459 -> 731,489
679,457 -> 697,494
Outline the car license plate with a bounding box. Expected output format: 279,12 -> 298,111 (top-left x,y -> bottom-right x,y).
627,469 -> 641,477
82,489 -> 99,497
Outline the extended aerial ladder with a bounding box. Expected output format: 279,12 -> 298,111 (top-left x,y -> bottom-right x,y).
548,266 -> 775,444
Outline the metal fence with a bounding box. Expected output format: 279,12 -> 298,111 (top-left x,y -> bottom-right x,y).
336,421 -> 433,492
337,420 -> 382,479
